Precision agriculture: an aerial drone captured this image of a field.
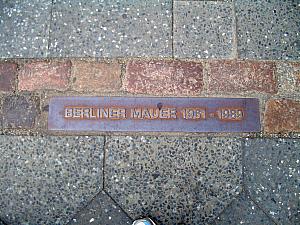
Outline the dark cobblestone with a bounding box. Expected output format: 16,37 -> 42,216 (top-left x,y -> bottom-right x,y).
2,95 -> 40,129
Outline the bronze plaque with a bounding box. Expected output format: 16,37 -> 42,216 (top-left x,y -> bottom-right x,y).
48,97 -> 260,132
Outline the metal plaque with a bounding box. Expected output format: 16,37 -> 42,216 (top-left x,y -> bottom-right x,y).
48,97 -> 260,132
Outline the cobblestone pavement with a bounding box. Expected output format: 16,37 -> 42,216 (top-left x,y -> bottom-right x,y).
0,0 -> 299,225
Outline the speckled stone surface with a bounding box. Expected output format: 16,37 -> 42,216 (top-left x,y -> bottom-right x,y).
277,62 -> 300,94
0,0 -> 51,58
244,138 -> 300,225
69,190 -> 132,225
213,193 -> 275,225
49,0 -> 172,57
174,1 -> 234,59
0,136 -> 104,225
105,136 -> 242,225
0,219 -> 6,225
236,0 -> 300,60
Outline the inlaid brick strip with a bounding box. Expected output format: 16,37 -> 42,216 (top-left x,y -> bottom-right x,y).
71,61 -> 121,92
0,62 -> 17,92
207,61 -> 277,94
18,61 -> 71,91
264,99 -> 300,133
123,60 -> 204,95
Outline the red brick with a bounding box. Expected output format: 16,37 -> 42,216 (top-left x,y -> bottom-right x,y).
0,62 -> 17,91
123,60 -> 203,95
264,99 -> 300,133
18,61 -> 71,91
72,61 -> 121,92
207,61 -> 277,94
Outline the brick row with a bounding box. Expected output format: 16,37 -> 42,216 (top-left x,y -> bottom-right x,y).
0,60 -> 299,134
0,95 -> 298,133
1,60 -> 299,95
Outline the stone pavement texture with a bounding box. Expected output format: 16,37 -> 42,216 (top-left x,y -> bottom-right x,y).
0,0 -> 51,58
49,0 -> 172,57
69,191 -> 132,225
212,193 -> 275,225
235,0 -> 299,60
174,1 -> 234,59
0,0 -> 299,59
0,136 -> 104,225
0,136 -> 298,224
244,138 -> 300,225
0,0 -> 300,225
105,136 -> 243,224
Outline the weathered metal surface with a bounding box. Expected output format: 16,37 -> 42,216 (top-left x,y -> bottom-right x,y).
48,97 -> 260,132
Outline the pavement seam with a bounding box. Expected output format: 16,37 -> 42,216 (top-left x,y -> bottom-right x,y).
241,138 -> 246,193
46,0 -> 54,58
232,0 -> 238,59
243,138 -> 280,225
102,136 -> 108,190
103,190 -> 134,221
101,136 -> 133,221
207,137 -> 245,224
210,191 -> 244,224
245,192 -> 279,225
0,57 -> 299,63
66,191 -> 103,225
119,60 -> 127,93
171,0 -> 175,59
65,136 -> 106,225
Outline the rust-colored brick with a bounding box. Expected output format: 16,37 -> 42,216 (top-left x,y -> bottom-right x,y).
264,99 -> 300,133
72,61 -> 121,92
0,62 -> 17,91
123,60 -> 203,95
18,61 -> 71,91
207,61 -> 277,94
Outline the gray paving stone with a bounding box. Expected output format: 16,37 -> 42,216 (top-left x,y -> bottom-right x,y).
69,190 -> 132,225
244,138 -> 300,225
2,95 -> 39,129
174,1 -> 234,59
236,0 -> 300,60
213,193 -> 275,225
277,62 -> 300,95
0,0 -> 51,58
105,136 -> 243,224
0,136 -> 104,225
49,0 -> 172,57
